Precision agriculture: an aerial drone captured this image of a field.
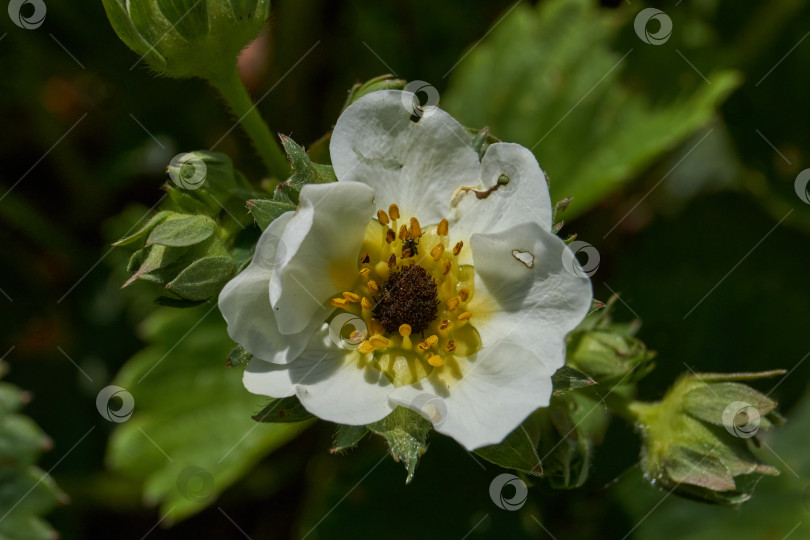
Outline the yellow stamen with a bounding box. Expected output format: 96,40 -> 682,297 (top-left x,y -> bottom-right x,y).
369,335 -> 389,348
398,224 -> 408,240
360,268 -> 371,277
418,335 -> 439,351
388,204 -> 400,220
331,297 -> 349,308
358,341 -> 375,354
377,209 -> 390,226
342,292 -> 360,303
445,340 -> 456,352
367,280 -> 379,292
437,219 -> 449,236
399,324 -> 412,349
453,241 -> 464,256
427,354 -> 444,367
442,259 -> 452,275
409,217 -> 422,238
457,311 -> 472,321
361,297 -> 372,310
458,288 -> 470,302
438,319 -> 452,337
430,243 -> 444,261
447,297 -> 460,312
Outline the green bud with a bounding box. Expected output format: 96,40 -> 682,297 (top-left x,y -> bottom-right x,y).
629,371 -> 784,504
567,328 -> 655,383
102,0 -> 270,80
342,74 -> 406,111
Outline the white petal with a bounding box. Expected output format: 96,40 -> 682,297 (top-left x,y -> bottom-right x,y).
467,221 -> 593,372
330,90 -> 480,224
243,328 -> 394,425
388,343 -> 552,450
218,213 -> 323,364
270,182 -> 376,335
450,143 -> 553,260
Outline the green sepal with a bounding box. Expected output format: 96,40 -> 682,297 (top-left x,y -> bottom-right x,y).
551,365 -> 596,395
367,407 -> 430,484
146,215 -> 216,247
630,370 -> 785,505
164,185 -> 220,216
247,199 -> 296,230
475,417 -> 544,477
112,210 -> 179,247
279,135 -> 338,189
225,345 -> 253,368
330,425 -> 368,454
552,197 -> 572,223
253,396 -> 315,423
165,255 -> 236,301
538,392 -> 610,489
468,126 -> 499,159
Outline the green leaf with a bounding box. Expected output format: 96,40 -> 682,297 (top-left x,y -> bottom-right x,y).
331,425 -> 368,454
367,407 -> 431,483
107,307 -> 307,523
552,365 -> 597,395
443,0 -> 741,218
146,215 -> 216,247
0,363 -> 64,539
247,199 -> 296,230
475,418 -> 544,477
252,397 -> 315,424
165,255 -> 235,301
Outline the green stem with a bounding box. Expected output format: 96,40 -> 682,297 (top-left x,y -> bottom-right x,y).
208,64 -> 290,182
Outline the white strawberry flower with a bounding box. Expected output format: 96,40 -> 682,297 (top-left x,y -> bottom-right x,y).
218,90 -> 593,450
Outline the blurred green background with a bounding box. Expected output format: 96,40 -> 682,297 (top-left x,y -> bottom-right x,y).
1,0 -> 809,538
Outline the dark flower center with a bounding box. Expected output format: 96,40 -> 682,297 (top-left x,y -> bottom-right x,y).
373,265 -> 439,334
